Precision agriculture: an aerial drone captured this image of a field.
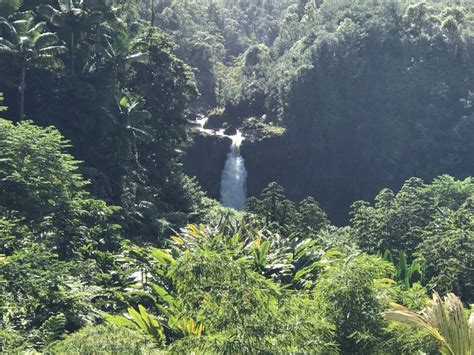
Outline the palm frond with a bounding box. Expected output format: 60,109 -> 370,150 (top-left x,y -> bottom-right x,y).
0,43 -> 16,56
34,32 -> 60,49
27,22 -> 46,42
385,309 -> 447,343
0,17 -> 18,43
385,292 -> 473,355
39,45 -> 67,56
11,19 -> 29,34
9,10 -> 34,20
0,37 -> 15,50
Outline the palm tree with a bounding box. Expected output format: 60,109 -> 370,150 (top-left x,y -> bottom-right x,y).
37,0 -> 103,81
385,292 -> 473,355
151,0 -> 156,27
0,12 -> 66,119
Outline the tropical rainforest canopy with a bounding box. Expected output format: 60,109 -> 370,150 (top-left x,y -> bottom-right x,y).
0,0 -> 473,353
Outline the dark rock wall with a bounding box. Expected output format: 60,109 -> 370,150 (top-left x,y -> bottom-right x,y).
241,135 -> 358,225
183,133 -> 231,200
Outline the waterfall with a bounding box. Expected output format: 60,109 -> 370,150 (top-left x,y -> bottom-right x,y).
219,131 -> 247,210
189,116 -> 248,210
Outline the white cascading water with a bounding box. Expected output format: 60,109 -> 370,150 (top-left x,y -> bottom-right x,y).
219,130 -> 247,210
191,116 -> 248,210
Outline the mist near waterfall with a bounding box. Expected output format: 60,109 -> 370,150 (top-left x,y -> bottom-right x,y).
220,132 -> 247,210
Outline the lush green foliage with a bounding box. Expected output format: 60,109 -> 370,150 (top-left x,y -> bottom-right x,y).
109,223 -> 339,353
380,250 -> 423,289
246,181 -> 329,235
155,0 -> 296,108
0,119 -> 121,257
0,0 -> 203,243
0,10 -> 66,119
0,119 -> 470,352
383,283 -> 439,355
168,248 -> 335,352
0,115 -> 128,350
47,323 -> 158,354
1,0 -> 473,353
314,254 -> 394,354
351,175 -> 474,301
281,1 -> 474,216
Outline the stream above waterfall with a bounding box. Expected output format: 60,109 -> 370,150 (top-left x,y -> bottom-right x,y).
190,116 -> 247,210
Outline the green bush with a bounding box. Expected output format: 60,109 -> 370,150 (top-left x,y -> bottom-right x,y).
351,176 -> 474,302
0,328 -> 29,353
0,106 -> 126,349
0,247 -> 98,345
47,324 -> 158,354
168,248 -> 337,353
314,254 -> 395,354
383,322 -> 439,355
0,118 -> 122,259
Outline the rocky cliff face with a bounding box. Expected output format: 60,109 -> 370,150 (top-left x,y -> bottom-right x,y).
241,135 -> 291,199
183,133 -> 231,200
241,134 -> 356,225
185,129 -> 364,225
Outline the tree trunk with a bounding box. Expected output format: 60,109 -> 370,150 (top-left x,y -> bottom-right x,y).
71,32 -> 75,81
151,0 -> 156,27
19,66 -> 26,120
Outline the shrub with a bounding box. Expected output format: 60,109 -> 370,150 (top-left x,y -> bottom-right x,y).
0,328 -> 29,353
314,254 -> 395,354
47,324 -> 158,354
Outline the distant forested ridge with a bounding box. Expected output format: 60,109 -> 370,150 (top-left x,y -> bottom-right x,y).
156,0 -> 474,223
0,0 -> 473,354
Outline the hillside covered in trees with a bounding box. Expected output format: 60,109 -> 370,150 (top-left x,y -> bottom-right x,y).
0,0 -> 473,354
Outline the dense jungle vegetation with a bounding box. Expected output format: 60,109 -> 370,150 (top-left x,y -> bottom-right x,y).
0,0 -> 473,353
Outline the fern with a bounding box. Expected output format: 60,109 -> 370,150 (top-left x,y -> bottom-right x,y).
33,313 -> 66,346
